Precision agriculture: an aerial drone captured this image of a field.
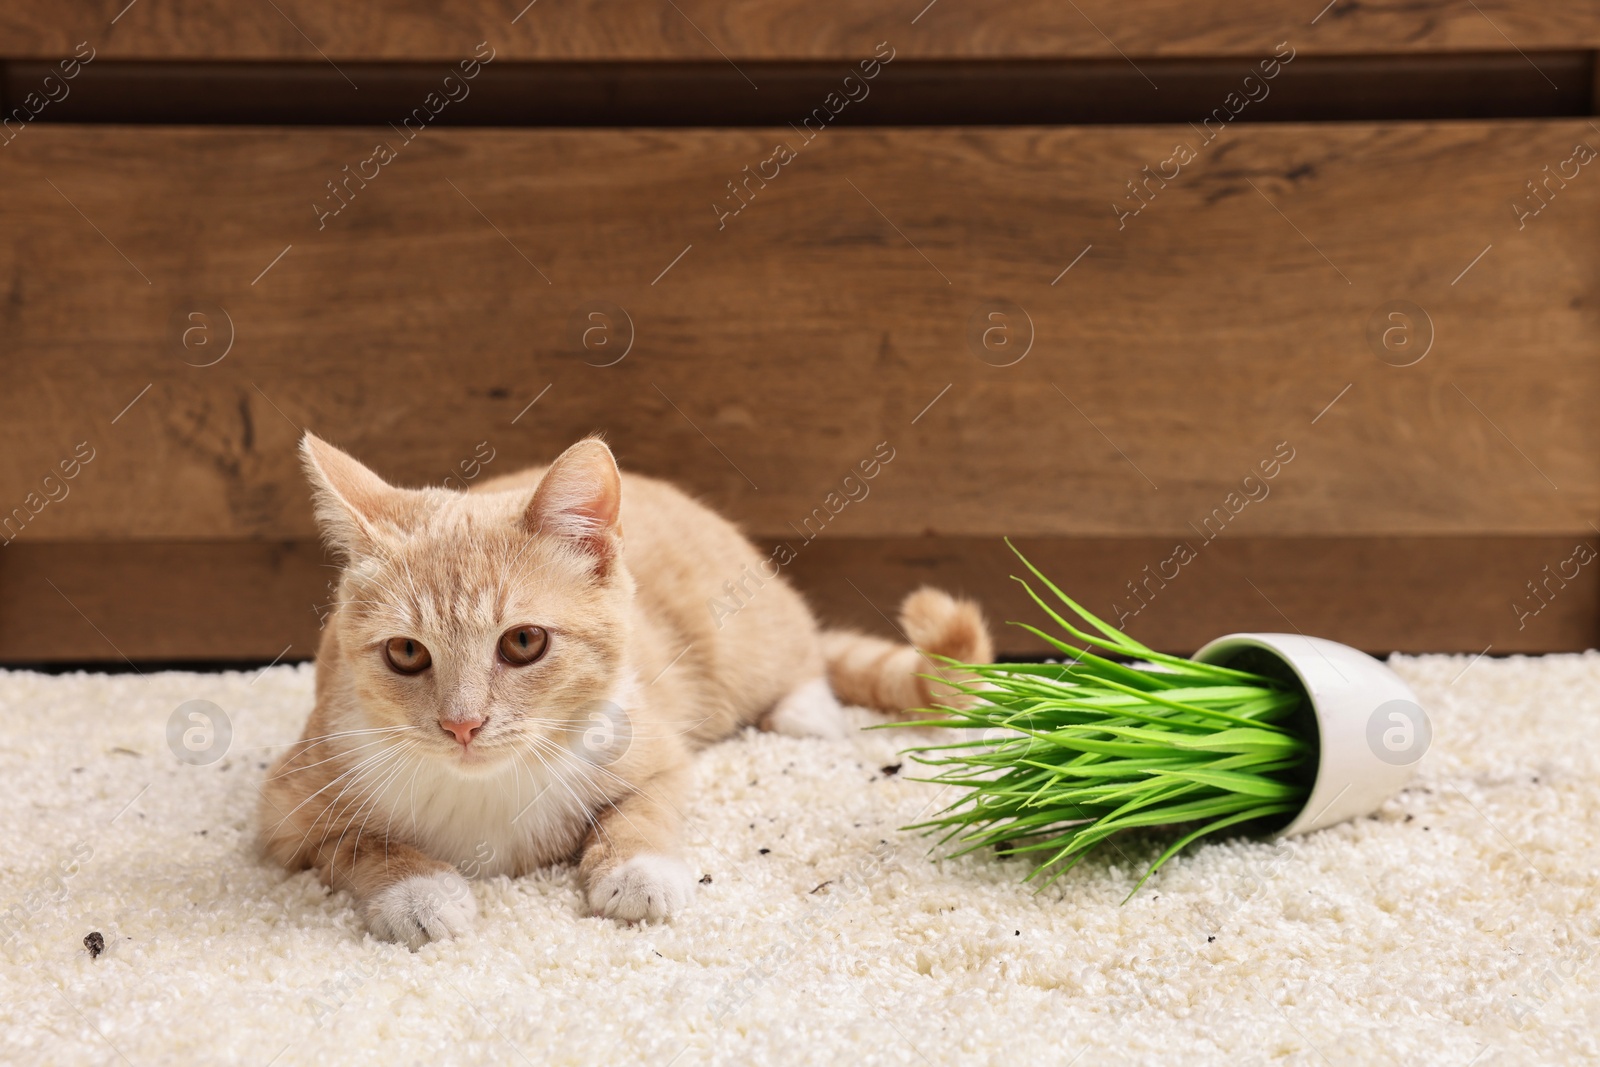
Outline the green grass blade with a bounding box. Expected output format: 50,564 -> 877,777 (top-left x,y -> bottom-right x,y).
883,546 -> 1313,902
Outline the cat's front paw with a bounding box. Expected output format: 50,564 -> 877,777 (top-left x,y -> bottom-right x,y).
363,870 -> 477,950
587,854 -> 695,922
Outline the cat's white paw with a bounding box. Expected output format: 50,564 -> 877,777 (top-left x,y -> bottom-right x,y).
762,677 -> 847,739
587,854 -> 695,922
363,870 -> 477,950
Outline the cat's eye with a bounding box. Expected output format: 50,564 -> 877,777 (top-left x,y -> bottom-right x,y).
498,625 -> 549,666
383,637 -> 432,674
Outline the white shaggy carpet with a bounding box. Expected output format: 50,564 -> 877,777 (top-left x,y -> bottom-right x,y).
1,653 -> 1597,1067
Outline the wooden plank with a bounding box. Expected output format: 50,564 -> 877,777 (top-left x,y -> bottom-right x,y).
3,3 -> 1598,60
1,536 -> 1592,663
1,123 -> 1595,546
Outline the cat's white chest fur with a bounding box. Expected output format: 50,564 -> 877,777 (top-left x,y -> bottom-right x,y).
352,675 -> 642,879
358,729 -> 604,878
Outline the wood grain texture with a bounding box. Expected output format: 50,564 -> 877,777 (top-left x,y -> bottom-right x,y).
1,536 -> 1592,663
3,2 -> 1598,60
1,123 -> 1595,546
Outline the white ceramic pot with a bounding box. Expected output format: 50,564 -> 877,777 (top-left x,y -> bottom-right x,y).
1192,632 -> 1429,837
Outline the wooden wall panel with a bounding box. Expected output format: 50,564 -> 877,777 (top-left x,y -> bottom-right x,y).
1,123 -> 1595,546
3,2 -> 1598,60
1,536 -> 1592,663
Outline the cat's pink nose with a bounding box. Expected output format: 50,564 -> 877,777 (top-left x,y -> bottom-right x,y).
440,716 -> 485,745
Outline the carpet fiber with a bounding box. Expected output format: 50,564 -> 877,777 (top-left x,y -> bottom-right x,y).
1,653 -> 1597,1066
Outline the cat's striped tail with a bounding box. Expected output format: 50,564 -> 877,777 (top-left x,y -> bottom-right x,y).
820,588 -> 993,716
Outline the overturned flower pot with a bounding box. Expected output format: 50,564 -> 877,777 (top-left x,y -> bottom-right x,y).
889,543 -> 1430,898
1192,631 -> 1428,837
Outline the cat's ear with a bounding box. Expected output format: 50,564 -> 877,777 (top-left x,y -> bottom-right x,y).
524,437 -> 623,568
300,433 -> 406,558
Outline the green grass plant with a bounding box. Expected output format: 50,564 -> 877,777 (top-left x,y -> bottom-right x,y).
887,541 -> 1313,901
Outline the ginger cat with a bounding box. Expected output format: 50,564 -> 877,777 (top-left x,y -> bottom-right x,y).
258,434 -> 991,948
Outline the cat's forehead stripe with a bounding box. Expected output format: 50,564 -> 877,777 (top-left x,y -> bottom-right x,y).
345,535 -> 551,634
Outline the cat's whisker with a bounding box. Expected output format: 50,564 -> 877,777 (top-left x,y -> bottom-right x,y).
397,556 -> 427,617
504,552 -> 555,597
260,745 -> 399,839
319,739 -> 415,827
523,734 -> 624,788
308,757 -> 403,856
246,723 -> 417,756
315,742 -> 419,860
543,764 -> 608,842
511,738 -> 524,812
344,742 -> 422,878
509,747 -> 561,831
508,742 -> 604,840
293,723 -> 419,743
406,751 -> 425,837
274,738 -> 416,847
521,736 -> 667,850
330,755 -> 400,867
262,731 -> 417,781
521,735 -> 717,866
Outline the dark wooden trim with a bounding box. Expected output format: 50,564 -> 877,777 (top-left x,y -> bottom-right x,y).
4,53 -> 1593,128
2,536 -> 1592,665
791,536 -> 1599,658
0,541 -> 331,666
